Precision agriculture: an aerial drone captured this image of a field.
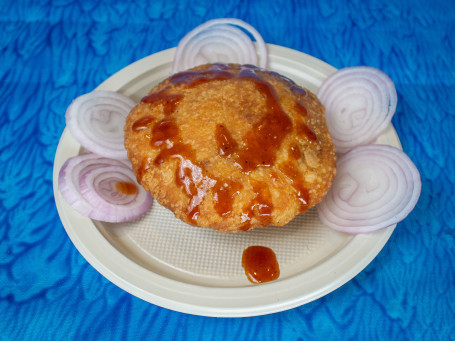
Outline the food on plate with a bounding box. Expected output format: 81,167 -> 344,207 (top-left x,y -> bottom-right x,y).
317,144 -> 421,234
58,17 -> 418,233
317,66 -> 397,153
58,153 -> 153,223
124,63 -> 337,232
172,18 -> 268,73
65,90 -> 136,159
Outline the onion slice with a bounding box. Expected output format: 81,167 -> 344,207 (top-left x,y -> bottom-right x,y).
317,66 -> 397,153
172,18 -> 268,73
317,144 -> 421,234
58,153 -> 152,223
65,91 -> 136,159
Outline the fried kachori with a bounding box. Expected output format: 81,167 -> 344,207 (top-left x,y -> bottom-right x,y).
124,63 -> 336,232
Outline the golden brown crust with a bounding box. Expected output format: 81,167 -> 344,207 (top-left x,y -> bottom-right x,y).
124,64 -> 336,232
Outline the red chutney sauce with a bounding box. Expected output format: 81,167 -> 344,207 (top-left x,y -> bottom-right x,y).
141,91 -> 183,116
132,115 -> 154,132
115,181 -> 138,195
215,124 -> 238,157
242,245 -> 280,284
234,67 -> 293,172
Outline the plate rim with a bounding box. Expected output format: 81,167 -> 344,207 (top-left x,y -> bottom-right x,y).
53,44 -> 398,317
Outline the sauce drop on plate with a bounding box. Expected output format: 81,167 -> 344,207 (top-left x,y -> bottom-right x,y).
242,245 -> 280,284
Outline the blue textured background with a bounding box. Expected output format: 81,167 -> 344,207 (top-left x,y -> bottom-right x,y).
1,0 -> 454,340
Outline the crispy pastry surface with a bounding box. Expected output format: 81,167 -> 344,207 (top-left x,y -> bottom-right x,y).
124,63 -> 336,232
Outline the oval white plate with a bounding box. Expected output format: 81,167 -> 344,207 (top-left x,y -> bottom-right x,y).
53,44 -> 401,317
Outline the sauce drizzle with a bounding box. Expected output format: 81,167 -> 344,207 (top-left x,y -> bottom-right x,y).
295,114 -> 317,143
141,91 -> 183,116
132,115 -> 155,132
240,182 -> 273,231
144,110 -> 217,224
213,180 -> 243,217
215,124 -> 238,157
234,67 -> 293,172
278,160 -> 309,212
170,64 -> 235,88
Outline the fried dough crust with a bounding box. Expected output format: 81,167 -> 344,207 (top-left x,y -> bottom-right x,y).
124,64 -> 336,232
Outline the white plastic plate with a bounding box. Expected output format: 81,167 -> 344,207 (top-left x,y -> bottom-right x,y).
53,44 -> 401,317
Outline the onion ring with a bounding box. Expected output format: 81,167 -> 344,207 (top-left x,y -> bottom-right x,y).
58,153 -> 152,222
317,66 -> 397,153
65,91 -> 136,159
317,144 -> 421,234
172,18 -> 268,73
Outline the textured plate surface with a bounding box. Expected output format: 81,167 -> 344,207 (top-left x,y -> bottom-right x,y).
53,44 -> 401,317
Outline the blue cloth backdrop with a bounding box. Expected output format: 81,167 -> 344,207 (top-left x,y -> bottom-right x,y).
1,0 -> 454,340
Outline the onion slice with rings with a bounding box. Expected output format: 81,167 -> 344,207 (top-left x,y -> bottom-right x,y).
65,91 -> 136,159
317,144 -> 421,234
172,18 -> 268,73
317,66 -> 397,153
58,153 -> 152,223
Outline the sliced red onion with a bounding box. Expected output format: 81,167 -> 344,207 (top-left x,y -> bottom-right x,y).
58,153 -> 152,223
317,144 -> 421,234
317,66 -> 397,153
59,153 -> 127,215
172,18 -> 268,73
65,91 -> 136,159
